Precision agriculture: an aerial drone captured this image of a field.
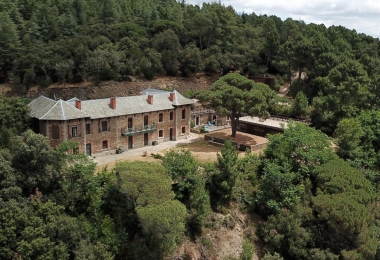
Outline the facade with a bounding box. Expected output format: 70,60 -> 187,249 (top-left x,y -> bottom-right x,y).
190,100 -> 230,127
237,116 -> 288,137
28,90 -> 194,155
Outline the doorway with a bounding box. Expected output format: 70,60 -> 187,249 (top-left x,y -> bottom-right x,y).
170,128 -> 174,141
195,116 -> 200,126
144,133 -> 149,146
86,143 -> 91,156
128,136 -> 133,149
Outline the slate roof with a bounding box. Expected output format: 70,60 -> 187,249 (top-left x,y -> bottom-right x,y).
139,88 -> 171,95
28,96 -> 92,120
29,90 -> 194,120
28,96 -> 57,119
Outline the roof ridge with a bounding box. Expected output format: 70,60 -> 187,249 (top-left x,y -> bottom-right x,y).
65,99 -> 93,118
59,100 -> 66,120
40,100 -> 59,119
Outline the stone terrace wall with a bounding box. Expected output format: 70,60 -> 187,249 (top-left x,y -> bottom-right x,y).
24,74 -> 218,100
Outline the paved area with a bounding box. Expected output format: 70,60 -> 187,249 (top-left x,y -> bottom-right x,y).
93,132 -> 201,166
205,129 -> 268,146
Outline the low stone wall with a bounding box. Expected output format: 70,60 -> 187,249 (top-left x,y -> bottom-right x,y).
205,135 -> 252,151
250,143 -> 267,152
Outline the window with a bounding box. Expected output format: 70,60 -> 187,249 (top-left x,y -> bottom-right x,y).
170,111 -> 174,121
182,126 -> 186,134
128,117 -> 133,128
73,147 -> 79,154
101,121 -> 107,132
72,125 -> 78,137
159,113 -> 163,122
159,130 -> 163,138
52,125 -> 60,139
182,109 -> 186,119
102,140 -> 108,149
144,115 -> 149,126
86,123 -> 91,134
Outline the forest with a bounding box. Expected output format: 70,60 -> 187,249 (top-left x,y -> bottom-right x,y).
2,0 -> 380,259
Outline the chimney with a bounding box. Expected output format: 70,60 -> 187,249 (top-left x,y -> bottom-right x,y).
170,92 -> 175,102
75,99 -> 81,110
110,97 -> 116,109
148,95 -> 154,105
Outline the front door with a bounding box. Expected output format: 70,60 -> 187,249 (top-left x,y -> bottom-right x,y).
170,128 -> 174,141
86,143 -> 91,156
144,133 -> 148,146
128,136 -> 133,149
196,116 -> 200,126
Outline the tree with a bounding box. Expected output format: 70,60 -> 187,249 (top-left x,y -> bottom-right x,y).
292,91 -> 309,117
209,139 -> 238,205
0,95 -> 30,132
262,18 -> 280,67
110,161 -> 187,258
255,161 -> 303,216
0,12 -> 20,77
55,141 -> 103,218
196,73 -> 275,137
0,149 -> 21,201
152,29 -> 181,76
162,149 -> 210,230
11,130 -> 62,196
55,60 -> 74,86
179,43 -> 203,77
312,159 -> 378,258
334,118 -> 364,160
264,123 -> 337,178
136,200 -> 187,258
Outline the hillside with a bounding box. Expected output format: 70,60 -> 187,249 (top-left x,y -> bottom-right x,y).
1,74 -> 218,100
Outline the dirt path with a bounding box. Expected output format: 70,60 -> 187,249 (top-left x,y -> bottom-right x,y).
94,133 -> 219,170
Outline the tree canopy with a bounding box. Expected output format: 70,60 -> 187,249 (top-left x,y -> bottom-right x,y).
197,73 -> 275,137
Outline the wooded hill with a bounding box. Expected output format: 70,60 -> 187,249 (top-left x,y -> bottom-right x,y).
3,1 -> 380,259
2,0 -> 380,133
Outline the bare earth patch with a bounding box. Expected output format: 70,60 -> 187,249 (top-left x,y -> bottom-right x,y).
206,129 -> 268,147
171,203 -> 263,260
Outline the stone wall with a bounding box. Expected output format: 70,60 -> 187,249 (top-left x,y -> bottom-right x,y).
40,104 -> 192,155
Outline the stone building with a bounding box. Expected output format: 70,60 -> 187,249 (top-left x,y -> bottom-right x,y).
190,99 -> 230,127
237,116 -> 288,137
28,90 -> 194,155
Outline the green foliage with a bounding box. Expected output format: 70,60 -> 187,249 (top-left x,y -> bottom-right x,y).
240,239 -> 254,260
0,95 -> 30,147
196,73 -> 275,137
234,150 -> 260,210
209,139 -> 238,206
264,123 -> 337,178
162,149 -> 210,231
108,161 -> 187,259
292,91 -> 309,117
0,149 -> 21,201
136,200 -> 187,258
312,159 -> 378,258
255,161 -> 304,216
262,252 -> 284,260
334,117 -> 364,159
11,130 -> 62,196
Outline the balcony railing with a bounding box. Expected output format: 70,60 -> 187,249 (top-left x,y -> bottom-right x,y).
121,123 -> 157,136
